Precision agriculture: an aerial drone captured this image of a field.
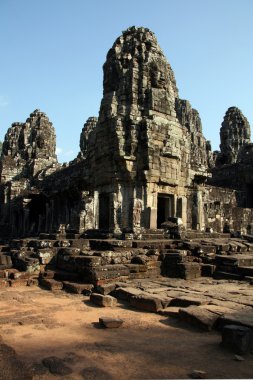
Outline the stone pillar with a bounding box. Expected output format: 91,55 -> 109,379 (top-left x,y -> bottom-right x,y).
133,198 -> 142,232
22,198 -> 31,235
148,190 -> 157,229
94,191 -> 99,229
181,196 -> 187,226
197,189 -> 204,231
173,195 -> 177,218
112,192 -> 122,233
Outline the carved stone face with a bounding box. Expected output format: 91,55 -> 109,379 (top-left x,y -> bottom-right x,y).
37,136 -> 45,149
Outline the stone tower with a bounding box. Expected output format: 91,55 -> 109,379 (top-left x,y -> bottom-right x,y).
84,26 -> 210,232
79,117 -> 98,159
0,109 -> 58,185
217,107 -> 251,166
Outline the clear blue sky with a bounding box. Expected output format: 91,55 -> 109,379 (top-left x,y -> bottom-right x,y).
1,0 -> 253,162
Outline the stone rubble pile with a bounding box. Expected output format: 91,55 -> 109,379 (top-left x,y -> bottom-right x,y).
1,229 -> 253,291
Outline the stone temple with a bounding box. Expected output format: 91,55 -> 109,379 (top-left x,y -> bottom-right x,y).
1,26 -> 252,239
2,28 -> 253,374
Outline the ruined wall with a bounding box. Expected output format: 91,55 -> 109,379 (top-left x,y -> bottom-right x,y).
201,185 -> 253,234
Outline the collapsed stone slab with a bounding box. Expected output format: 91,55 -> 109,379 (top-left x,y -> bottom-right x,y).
179,306 -> 219,331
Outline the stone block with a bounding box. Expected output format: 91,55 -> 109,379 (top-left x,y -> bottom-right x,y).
201,264 -> 216,277
221,324 -> 253,354
40,278 -> 63,291
159,306 -> 181,317
113,286 -> 143,301
96,283 -> 116,295
130,295 -> 163,312
179,306 -> 219,331
63,281 -> 94,295
90,293 -> 117,307
75,255 -> 102,268
99,317 -> 124,328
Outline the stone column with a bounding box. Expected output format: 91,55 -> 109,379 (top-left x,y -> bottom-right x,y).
173,195 -> 177,218
94,191 -> 99,229
149,191 -> 157,229
112,192 -> 122,233
197,189 -> 204,231
181,196 -> 187,226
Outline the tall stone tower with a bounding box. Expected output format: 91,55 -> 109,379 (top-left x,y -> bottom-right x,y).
0,109 -> 58,189
217,107 -> 251,166
84,27 -> 210,232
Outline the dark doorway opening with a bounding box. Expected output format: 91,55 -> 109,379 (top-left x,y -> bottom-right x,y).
246,184 -> 253,208
176,198 -> 183,218
13,211 -> 20,235
29,195 -> 46,234
99,193 -> 110,230
157,194 -> 174,228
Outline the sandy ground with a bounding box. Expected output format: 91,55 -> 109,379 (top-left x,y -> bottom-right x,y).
0,286 -> 253,379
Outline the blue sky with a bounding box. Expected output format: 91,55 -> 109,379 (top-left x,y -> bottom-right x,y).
1,0 -> 253,162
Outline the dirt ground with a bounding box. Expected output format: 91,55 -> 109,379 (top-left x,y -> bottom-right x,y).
0,285 -> 253,379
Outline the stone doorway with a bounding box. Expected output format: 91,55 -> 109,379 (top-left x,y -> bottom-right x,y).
157,194 -> 174,228
99,193 -> 110,230
29,195 -> 46,234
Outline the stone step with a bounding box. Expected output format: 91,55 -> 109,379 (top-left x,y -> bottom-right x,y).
237,266 -> 253,277
216,265 -> 239,274
185,232 -> 231,239
65,233 -> 82,239
40,278 -> 63,291
215,255 -> 253,267
41,269 -> 81,282
62,281 -> 94,295
89,239 -> 133,250
132,240 -> 172,249
81,230 -> 114,240
213,271 -> 243,281
140,234 -> 165,240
